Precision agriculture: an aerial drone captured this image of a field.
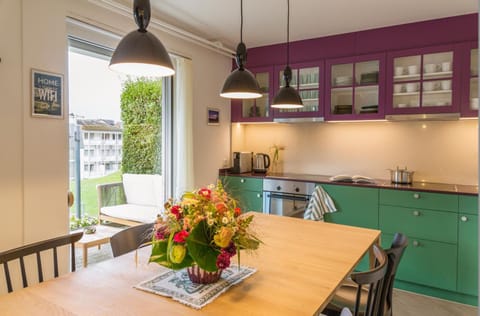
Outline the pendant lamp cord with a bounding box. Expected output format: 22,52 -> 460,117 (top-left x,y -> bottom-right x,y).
240,0 -> 243,43
286,0 -> 290,65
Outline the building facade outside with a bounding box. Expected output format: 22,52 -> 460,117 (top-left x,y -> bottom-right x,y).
69,119 -> 122,180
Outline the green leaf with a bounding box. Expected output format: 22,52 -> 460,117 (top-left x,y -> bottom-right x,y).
149,238 -> 193,269
186,220 -> 220,272
149,239 -> 170,266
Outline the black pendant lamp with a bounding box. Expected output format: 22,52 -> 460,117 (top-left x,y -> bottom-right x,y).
109,0 -> 175,77
220,0 -> 262,99
272,0 -> 303,109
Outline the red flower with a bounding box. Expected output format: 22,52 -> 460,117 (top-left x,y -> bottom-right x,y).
199,188 -> 211,199
173,230 -> 189,243
216,251 -> 231,269
170,205 -> 182,220
223,242 -> 237,257
234,207 -> 242,216
216,203 -> 227,214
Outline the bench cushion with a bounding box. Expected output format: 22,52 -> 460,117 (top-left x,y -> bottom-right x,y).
122,174 -> 163,207
100,204 -> 161,224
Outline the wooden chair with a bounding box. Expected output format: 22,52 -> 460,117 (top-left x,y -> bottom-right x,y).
325,233 -> 408,316
110,223 -> 153,257
0,231 -> 83,293
323,244 -> 388,316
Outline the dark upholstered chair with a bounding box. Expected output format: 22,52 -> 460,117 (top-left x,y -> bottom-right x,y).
110,223 -> 153,257
325,233 -> 408,316
0,231 -> 83,293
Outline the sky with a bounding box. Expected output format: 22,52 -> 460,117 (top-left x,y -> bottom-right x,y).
68,51 -> 123,122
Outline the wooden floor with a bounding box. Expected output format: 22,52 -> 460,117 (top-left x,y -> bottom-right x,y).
79,246 -> 478,315
393,289 -> 478,316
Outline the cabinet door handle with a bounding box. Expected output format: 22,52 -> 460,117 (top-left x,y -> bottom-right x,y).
413,193 -> 420,199
240,179 -> 245,183
413,210 -> 420,216
461,216 -> 468,222
256,193 -> 262,198
413,240 -> 420,247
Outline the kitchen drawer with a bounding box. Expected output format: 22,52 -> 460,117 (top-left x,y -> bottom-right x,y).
221,176 -> 263,192
379,205 -> 457,243
379,189 -> 458,212
382,233 -> 457,291
459,195 -> 478,215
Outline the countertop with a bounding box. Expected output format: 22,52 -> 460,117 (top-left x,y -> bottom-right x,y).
219,169 -> 478,196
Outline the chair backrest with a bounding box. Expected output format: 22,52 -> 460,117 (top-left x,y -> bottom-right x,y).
110,223 -> 153,257
350,244 -> 388,316
381,233 -> 409,316
0,231 -> 83,293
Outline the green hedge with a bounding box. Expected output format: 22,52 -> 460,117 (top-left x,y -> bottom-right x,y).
120,78 -> 162,174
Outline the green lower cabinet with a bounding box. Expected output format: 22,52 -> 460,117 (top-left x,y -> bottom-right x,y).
220,175 -> 263,192
458,213 -> 478,296
220,176 -> 263,213
321,184 -> 378,272
382,233 -> 457,291
237,190 -> 263,213
459,195 -> 478,215
379,189 -> 458,212
322,184 -> 379,229
379,205 -> 458,244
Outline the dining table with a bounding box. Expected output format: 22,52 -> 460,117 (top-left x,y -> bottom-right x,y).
0,213 -> 380,315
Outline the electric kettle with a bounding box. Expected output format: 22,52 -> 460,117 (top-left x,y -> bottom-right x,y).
253,153 -> 270,173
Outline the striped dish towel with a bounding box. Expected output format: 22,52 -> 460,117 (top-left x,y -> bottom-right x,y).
304,186 -> 337,221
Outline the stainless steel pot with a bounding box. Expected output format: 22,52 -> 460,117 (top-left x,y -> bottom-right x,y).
389,167 -> 414,184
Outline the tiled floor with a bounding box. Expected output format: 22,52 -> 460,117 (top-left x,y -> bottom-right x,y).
78,246 -> 478,315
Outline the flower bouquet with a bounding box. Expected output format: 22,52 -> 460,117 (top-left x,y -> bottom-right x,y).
149,181 -> 261,283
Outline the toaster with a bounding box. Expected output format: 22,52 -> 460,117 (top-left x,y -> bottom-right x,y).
232,152 -> 252,173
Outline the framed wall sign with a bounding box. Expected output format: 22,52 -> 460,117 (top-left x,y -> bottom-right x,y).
31,69 -> 64,118
207,107 -> 220,125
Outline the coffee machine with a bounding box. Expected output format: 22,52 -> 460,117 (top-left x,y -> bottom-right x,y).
232,152 -> 252,173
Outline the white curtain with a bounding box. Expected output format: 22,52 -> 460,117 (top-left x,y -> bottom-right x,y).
172,56 -> 194,198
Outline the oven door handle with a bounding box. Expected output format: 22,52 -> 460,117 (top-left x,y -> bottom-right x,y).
268,192 -> 311,202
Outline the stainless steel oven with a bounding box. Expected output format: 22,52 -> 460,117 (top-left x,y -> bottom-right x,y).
263,179 -> 315,218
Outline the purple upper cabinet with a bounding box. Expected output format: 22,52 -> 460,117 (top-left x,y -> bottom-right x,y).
324,53 -> 386,121
272,61 -> 325,120
385,44 -> 461,116
459,41 -> 478,117
230,66 -> 274,122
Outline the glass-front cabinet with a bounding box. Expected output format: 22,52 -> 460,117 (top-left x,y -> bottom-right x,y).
273,61 -> 324,119
460,41 -> 478,117
325,54 -> 385,120
230,66 -> 274,122
386,45 -> 460,115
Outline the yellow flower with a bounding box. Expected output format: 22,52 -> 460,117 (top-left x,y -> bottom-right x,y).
214,226 -> 234,248
169,244 -> 186,263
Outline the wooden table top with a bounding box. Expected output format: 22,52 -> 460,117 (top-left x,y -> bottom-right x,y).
0,213 -> 380,316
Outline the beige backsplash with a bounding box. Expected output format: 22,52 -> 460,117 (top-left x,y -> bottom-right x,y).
231,119 -> 478,186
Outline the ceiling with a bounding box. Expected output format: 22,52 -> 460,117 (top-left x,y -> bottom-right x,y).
138,0 -> 477,50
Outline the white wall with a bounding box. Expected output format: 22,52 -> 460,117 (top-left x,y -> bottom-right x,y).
0,0 -> 231,253
232,119 -> 478,186
0,0 -> 24,250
